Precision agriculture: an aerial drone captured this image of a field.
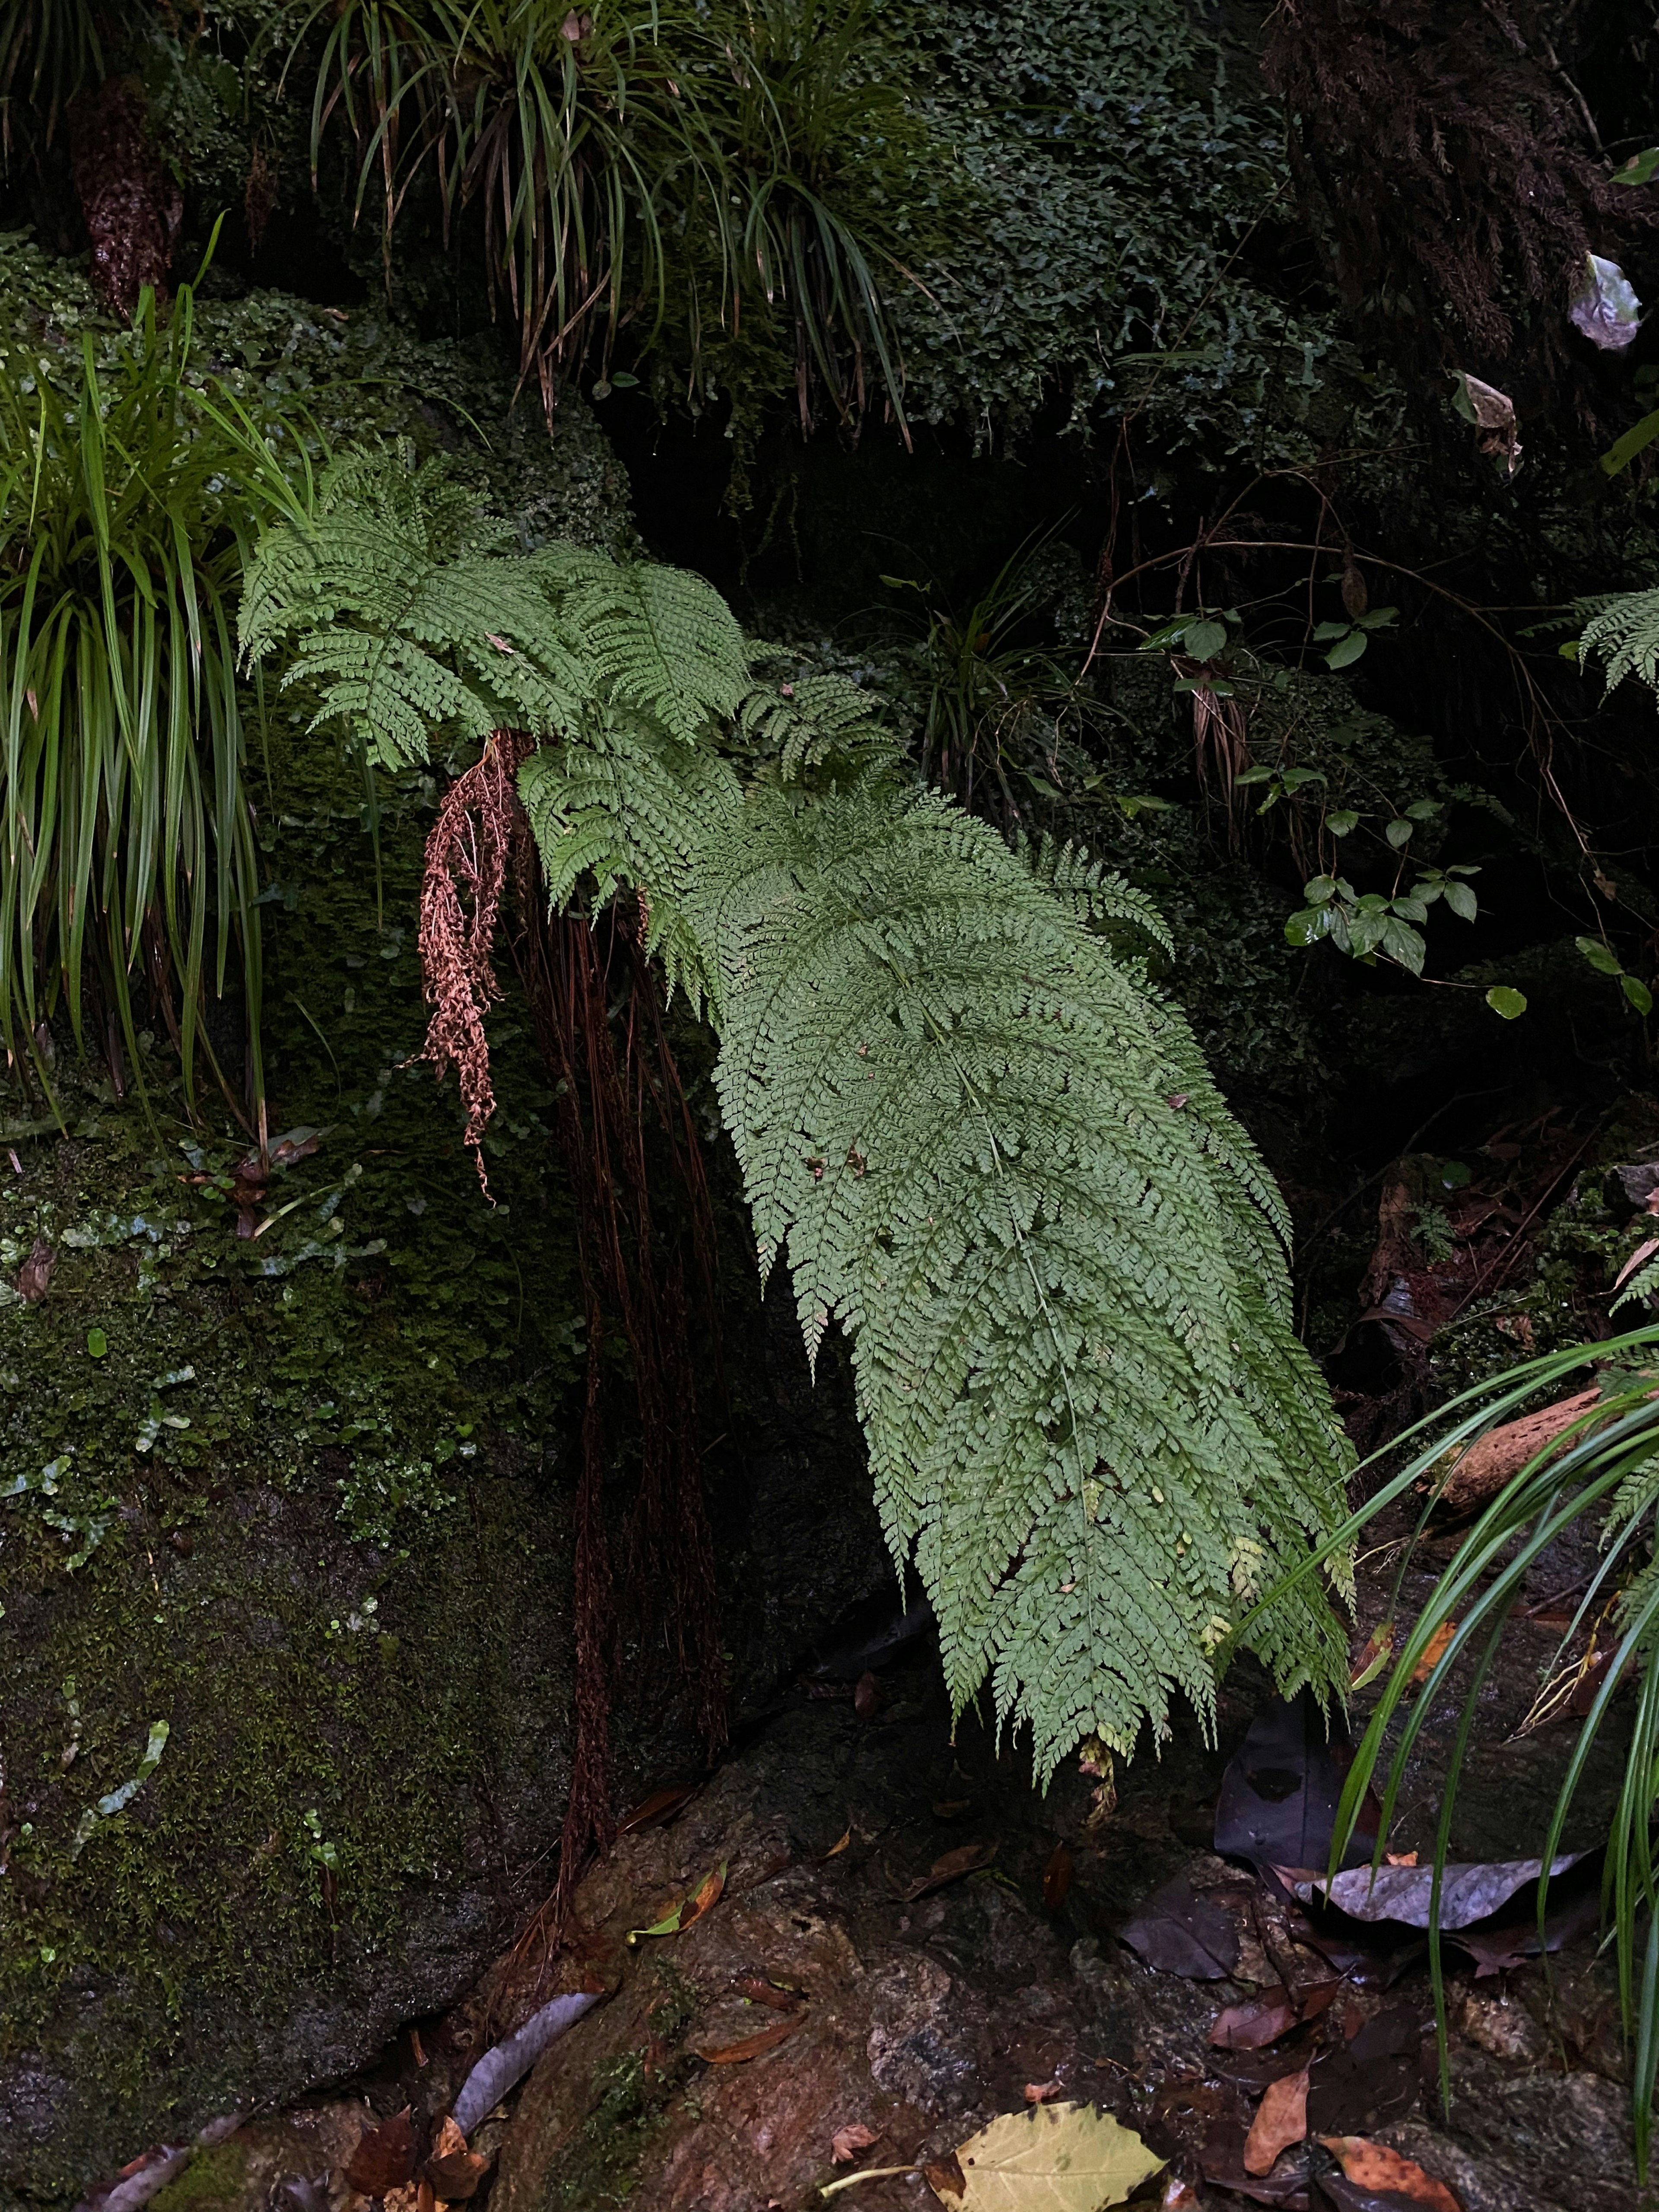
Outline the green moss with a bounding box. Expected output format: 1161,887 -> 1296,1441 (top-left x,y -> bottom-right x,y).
148,2143 -> 252,2212
539,1964 -> 705,2212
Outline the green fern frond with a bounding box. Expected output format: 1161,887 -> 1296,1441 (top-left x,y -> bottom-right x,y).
681,775 -> 1351,1776
253,448 -> 1354,1781
1017,832 -> 1176,964
518,711 -> 742,1007
1581,588 -> 1659,697
240,445 -> 751,769
737,664 -> 902,780
538,546 -> 753,747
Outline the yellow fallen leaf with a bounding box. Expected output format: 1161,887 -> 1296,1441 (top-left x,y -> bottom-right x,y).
930,2102 -> 1164,2211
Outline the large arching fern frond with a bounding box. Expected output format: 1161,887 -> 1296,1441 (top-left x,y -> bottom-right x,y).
674,778 -> 1350,1775
244,448 -> 1354,1779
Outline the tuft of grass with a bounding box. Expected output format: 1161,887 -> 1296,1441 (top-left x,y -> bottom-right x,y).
0,265 -> 311,1119
1247,1322 -> 1659,2173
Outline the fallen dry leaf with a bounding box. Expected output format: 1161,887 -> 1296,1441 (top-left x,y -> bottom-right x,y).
1244,2067 -> 1308,2175
934,2103 -> 1163,2210
1159,2181 -> 1202,2212
618,1783 -> 698,1832
1211,1982 -> 1339,2050
854,1670 -> 880,1719
1348,1623 -> 1394,1691
1023,2080 -> 1063,2104
696,2013 -> 804,2063
832,2123 -> 877,2163
817,1827 -> 852,1860
924,2155 -> 967,2204
1042,1843 -> 1074,1912
735,1974 -> 805,2011
1120,1875 -> 1240,1979
626,1861 -> 725,1942
1409,1622 -> 1457,1685
933,1798 -> 973,1819
904,1840 -> 998,1901
1319,2136 -> 1460,2212
16,1236 -> 53,1303
345,2107 -> 416,2196
424,2114 -> 489,2198
1302,1853 -> 1578,1929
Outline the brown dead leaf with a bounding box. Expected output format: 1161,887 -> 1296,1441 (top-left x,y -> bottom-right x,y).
932,1798 -> 973,1819
817,1826 -> 852,1860
1160,2181 -> 1202,2212
1244,2068 -> 1309,2175
925,2154 -> 967,2206
1211,1981 -> 1338,2050
1385,1851 -> 1419,1868
424,2115 -> 489,2198
1023,2079 -> 1063,2104
1318,2136 -> 1459,2212
381,2188 -> 420,2212
618,1783 -> 698,1833
854,1670 -> 880,1719
734,1975 -> 805,2011
1042,1843 -> 1074,1912
16,1236 -> 53,1303
1348,1622 -> 1394,1691
345,2107 -> 416,2196
696,2013 -> 803,2063
904,1840 -> 997,1901
1409,1622 -> 1456,1686
626,1861 -> 725,1943
832,2123 -> 877,2163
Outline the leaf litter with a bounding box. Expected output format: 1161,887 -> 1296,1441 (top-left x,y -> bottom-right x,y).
929,2103 -> 1165,2211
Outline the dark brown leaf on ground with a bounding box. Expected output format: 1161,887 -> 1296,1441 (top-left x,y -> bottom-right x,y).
854,1670 -> 880,1719
1305,2008 -> 1421,2135
1120,1875 -> 1241,1979
1451,1883 -> 1599,1976
16,1236 -> 53,1303
344,2107 -> 416,2196
1043,1843 -> 1074,1911
618,1783 -> 699,1832
904,1840 -> 997,1901
1316,2179 -> 1440,2212
832,2122 -> 877,2163
1245,2066 -> 1309,2174
1211,1980 -> 1339,2049
924,2155 -> 967,2202
734,1975 -> 805,2010
696,2013 -> 804,2063
1215,1694 -> 1378,1874
1201,2121 -> 1311,2207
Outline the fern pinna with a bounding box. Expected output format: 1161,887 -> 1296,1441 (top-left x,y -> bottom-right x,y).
242,445 -> 1353,1779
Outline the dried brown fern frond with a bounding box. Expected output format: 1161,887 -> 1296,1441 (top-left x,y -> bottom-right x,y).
1263,0 -> 1647,366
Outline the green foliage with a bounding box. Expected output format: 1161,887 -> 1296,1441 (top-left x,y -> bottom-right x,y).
246,445 -> 1355,1776
0,0 -> 106,143
1581,586 -> 1659,698
1250,1329 -> 1659,2174
0,275 -> 306,1110
287,0 -> 925,427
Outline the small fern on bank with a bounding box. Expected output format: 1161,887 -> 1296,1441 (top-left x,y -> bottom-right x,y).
1580,588 -> 1659,697
242,446 -> 1354,1774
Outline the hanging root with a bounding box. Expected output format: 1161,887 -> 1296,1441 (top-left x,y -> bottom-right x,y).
415,729 -> 534,1191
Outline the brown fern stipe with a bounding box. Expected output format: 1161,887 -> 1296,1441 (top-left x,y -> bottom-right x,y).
417,731 -> 726,1937
71,81 -> 181,320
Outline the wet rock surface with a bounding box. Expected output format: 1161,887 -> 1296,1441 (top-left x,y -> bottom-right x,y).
130,1628 -> 1649,2212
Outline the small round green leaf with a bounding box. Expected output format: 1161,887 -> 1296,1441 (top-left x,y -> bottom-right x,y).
1326,808 -> 1360,836
1384,817 -> 1414,848
1486,985 -> 1527,1019
1623,974 -> 1654,1016
1182,619 -> 1228,661
86,1328 -> 108,1358
1325,630 -> 1370,669
1303,874 -> 1338,903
